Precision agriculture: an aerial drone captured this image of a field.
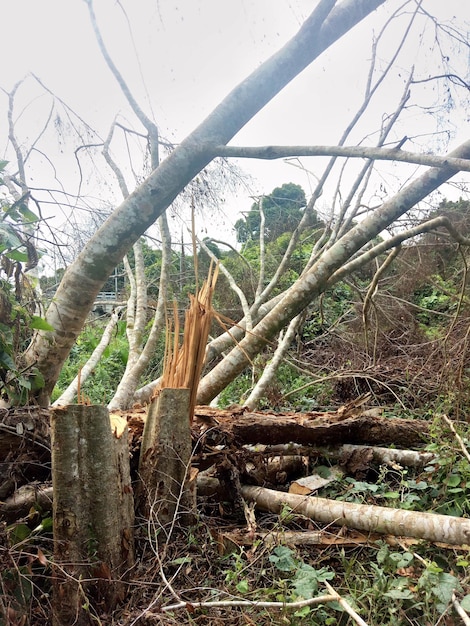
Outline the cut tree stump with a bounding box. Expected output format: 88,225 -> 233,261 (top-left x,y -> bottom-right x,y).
50,405 -> 134,626
137,388 -> 195,527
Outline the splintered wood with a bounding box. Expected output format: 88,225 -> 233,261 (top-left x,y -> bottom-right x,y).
158,261 -> 218,422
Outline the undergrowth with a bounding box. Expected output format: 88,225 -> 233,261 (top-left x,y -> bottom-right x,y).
2,413 -> 470,625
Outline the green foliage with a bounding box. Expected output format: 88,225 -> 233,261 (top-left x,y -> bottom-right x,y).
217,360 -> 333,410
334,542 -> 465,624
414,275 -> 456,326
53,320 -> 130,404
224,544 -> 337,623
235,183 -> 308,243
0,162 -> 47,404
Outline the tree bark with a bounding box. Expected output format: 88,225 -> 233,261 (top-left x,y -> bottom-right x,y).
194,407 -> 430,448
50,405 -> 134,625
137,388 -> 194,528
241,485 -> 470,546
52,307 -> 123,406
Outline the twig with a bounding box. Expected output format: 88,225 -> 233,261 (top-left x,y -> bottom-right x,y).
323,581 -> 369,626
160,594 -> 338,613
441,414 -> 470,464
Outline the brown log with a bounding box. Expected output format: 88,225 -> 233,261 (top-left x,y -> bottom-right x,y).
195,408 -> 430,448
216,528 -> 380,555
0,484 -> 53,523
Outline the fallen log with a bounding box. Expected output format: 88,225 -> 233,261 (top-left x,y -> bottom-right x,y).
0,484 -> 53,523
241,485 -> 470,546
258,444 -> 435,468
195,408 -> 430,448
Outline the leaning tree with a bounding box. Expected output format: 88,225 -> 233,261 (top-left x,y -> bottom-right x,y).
1,0 -> 469,408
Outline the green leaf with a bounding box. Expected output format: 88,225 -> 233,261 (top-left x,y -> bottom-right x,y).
7,522 -> 31,545
269,545 -> 297,572
0,351 -> 16,370
292,565 -> 334,600
236,579 -> 249,594
6,249 -> 29,262
383,491 -> 400,499
446,474 -> 461,487
30,316 -> 54,331
293,606 -> 311,617
292,567 -> 318,599
168,556 -> 192,566
460,595 -> 470,610
384,588 -> 415,600
18,204 -> 39,223
431,572 -> 460,605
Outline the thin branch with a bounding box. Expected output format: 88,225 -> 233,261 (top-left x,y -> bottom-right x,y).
452,594 -> 470,626
214,144 -> 470,172
324,581 -> 369,626
441,414 -> 470,465
160,594 -> 338,613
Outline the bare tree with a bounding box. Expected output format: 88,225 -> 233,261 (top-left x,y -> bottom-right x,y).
0,0 -> 467,407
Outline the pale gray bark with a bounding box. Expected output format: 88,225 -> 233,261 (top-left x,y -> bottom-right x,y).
255,197 -> 266,299
25,0 -> 386,404
198,236 -> 253,331
137,388 -> 194,528
216,144 -> 470,173
245,314 -> 303,410
51,405 -> 134,623
241,485 -> 470,545
109,215 -> 171,409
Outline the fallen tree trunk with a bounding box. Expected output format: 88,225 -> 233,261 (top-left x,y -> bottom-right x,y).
195,407 -> 430,448
241,485 -> 470,546
0,484 -> 53,523
252,444 -> 435,468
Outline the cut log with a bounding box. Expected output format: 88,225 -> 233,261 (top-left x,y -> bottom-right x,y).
241,485 -> 470,546
258,444 -> 436,469
321,444 -> 436,468
137,388 -> 195,527
50,405 -> 135,626
194,407 -> 430,448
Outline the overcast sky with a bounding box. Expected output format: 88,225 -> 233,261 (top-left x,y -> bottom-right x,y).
1,0 -> 470,250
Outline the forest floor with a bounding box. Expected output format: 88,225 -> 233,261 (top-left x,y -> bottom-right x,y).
1,403 -> 470,625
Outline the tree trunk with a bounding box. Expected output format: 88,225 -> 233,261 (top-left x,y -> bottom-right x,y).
50,405 -> 134,626
193,407 -> 430,448
241,485 -> 470,546
136,388 -> 194,528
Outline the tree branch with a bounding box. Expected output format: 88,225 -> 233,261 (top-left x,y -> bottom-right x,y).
214,144 -> 470,172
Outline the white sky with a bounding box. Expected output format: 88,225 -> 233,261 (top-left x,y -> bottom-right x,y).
1,0 -> 470,252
